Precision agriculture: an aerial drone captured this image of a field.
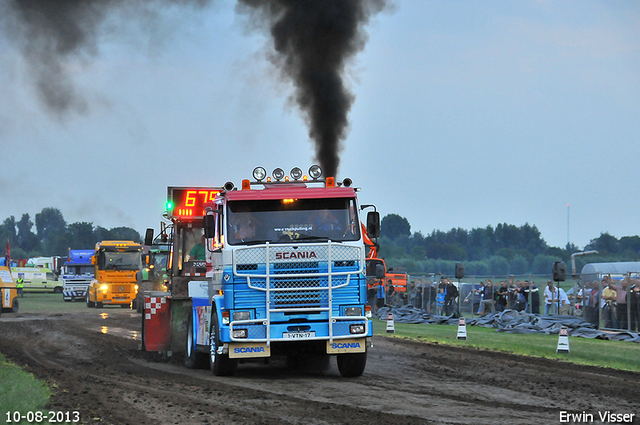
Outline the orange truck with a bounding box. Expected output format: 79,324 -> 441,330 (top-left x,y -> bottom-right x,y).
361,223 -> 408,300
86,240 -> 142,308
0,265 -> 19,315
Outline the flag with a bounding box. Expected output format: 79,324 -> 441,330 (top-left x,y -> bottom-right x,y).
4,239 -> 10,267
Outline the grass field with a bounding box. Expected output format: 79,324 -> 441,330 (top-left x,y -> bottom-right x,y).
0,353 -> 50,425
12,293 -> 92,314
373,319 -> 640,372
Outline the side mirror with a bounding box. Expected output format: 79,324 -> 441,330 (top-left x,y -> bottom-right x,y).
91,255 -> 96,265
144,228 -> 154,246
204,214 -> 216,239
375,263 -> 385,279
136,271 -> 143,283
366,211 -> 380,239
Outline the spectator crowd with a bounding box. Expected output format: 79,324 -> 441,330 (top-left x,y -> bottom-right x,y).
368,273 -> 640,332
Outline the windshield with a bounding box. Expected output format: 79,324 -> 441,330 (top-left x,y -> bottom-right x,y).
98,250 -> 142,271
226,197 -> 360,245
63,265 -> 94,275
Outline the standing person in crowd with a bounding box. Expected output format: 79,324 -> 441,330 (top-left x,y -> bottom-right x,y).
557,285 -> 570,315
436,288 -> 445,316
479,279 -> 495,316
16,275 -> 24,298
589,282 -> 601,328
544,281 -> 557,315
427,280 -> 437,313
387,279 -> 396,308
579,281 -> 592,320
630,279 -> 639,332
408,280 -> 416,307
612,277 -> 629,329
495,281 -> 509,312
601,278 -> 617,328
515,281 -> 528,312
376,278 -> 386,312
415,279 -> 423,309
367,277 -> 379,312
444,279 -> 458,316
527,280 -> 540,314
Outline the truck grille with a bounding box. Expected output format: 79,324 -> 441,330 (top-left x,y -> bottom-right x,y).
233,243 -> 362,311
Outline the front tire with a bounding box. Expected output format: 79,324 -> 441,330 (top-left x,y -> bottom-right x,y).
86,291 -> 95,307
337,350 -> 367,378
209,307 -> 237,376
11,298 -> 19,313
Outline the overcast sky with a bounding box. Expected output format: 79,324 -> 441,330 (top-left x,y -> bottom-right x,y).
0,0 -> 638,250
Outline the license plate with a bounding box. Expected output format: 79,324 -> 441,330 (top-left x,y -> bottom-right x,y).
282,331 -> 315,339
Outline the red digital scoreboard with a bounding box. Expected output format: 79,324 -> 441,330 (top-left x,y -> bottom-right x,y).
166,187 -> 222,219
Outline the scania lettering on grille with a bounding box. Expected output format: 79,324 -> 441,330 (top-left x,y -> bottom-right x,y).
275,251 -> 317,260
331,342 -> 361,349
234,347 -> 265,354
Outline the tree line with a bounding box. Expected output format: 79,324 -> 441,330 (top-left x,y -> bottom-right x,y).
379,213 -> 640,276
2,208 -> 637,276
0,207 -> 141,260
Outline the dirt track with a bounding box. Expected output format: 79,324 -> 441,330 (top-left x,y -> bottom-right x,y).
1,308 -> 639,425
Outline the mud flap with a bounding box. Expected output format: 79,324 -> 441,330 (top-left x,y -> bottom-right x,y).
142,294 -> 172,352
169,298 -> 192,354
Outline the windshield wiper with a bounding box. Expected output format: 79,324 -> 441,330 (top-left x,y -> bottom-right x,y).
295,235 -> 333,242
241,240 -> 273,246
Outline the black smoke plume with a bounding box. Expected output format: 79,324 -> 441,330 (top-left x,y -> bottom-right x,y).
0,0 -> 211,118
237,0 -> 387,177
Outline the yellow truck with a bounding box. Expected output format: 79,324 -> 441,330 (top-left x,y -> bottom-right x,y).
86,240 -> 142,308
0,266 -> 19,314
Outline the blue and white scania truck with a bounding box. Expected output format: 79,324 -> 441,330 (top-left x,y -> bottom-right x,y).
142,165 -> 380,377
61,249 -> 95,301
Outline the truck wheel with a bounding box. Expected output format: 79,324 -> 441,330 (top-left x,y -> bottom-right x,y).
185,312 -> 207,369
11,298 -> 19,313
209,308 -> 237,376
86,291 -> 95,307
53,287 -> 63,294
337,350 -> 367,378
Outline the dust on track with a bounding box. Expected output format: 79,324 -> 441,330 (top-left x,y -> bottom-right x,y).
1,309 -> 638,425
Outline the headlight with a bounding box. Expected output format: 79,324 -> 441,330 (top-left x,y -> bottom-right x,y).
350,324 -> 365,334
232,329 -> 248,339
345,307 -> 362,316
272,168 -> 285,181
253,166 -> 267,181
100,284 -> 108,292
309,165 -> 322,179
134,285 -> 139,292
233,311 -> 251,321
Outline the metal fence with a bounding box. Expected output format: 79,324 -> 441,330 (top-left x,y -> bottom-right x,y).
380,272 -> 640,332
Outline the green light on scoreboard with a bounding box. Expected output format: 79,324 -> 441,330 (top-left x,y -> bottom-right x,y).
165,200 -> 173,211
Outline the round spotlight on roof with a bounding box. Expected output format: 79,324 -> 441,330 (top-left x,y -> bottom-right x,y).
272,168 -> 285,181
224,181 -> 235,191
253,166 -> 267,182
342,178 -> 353,187
290,167 -> 303,180
309,165 -> 322,180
